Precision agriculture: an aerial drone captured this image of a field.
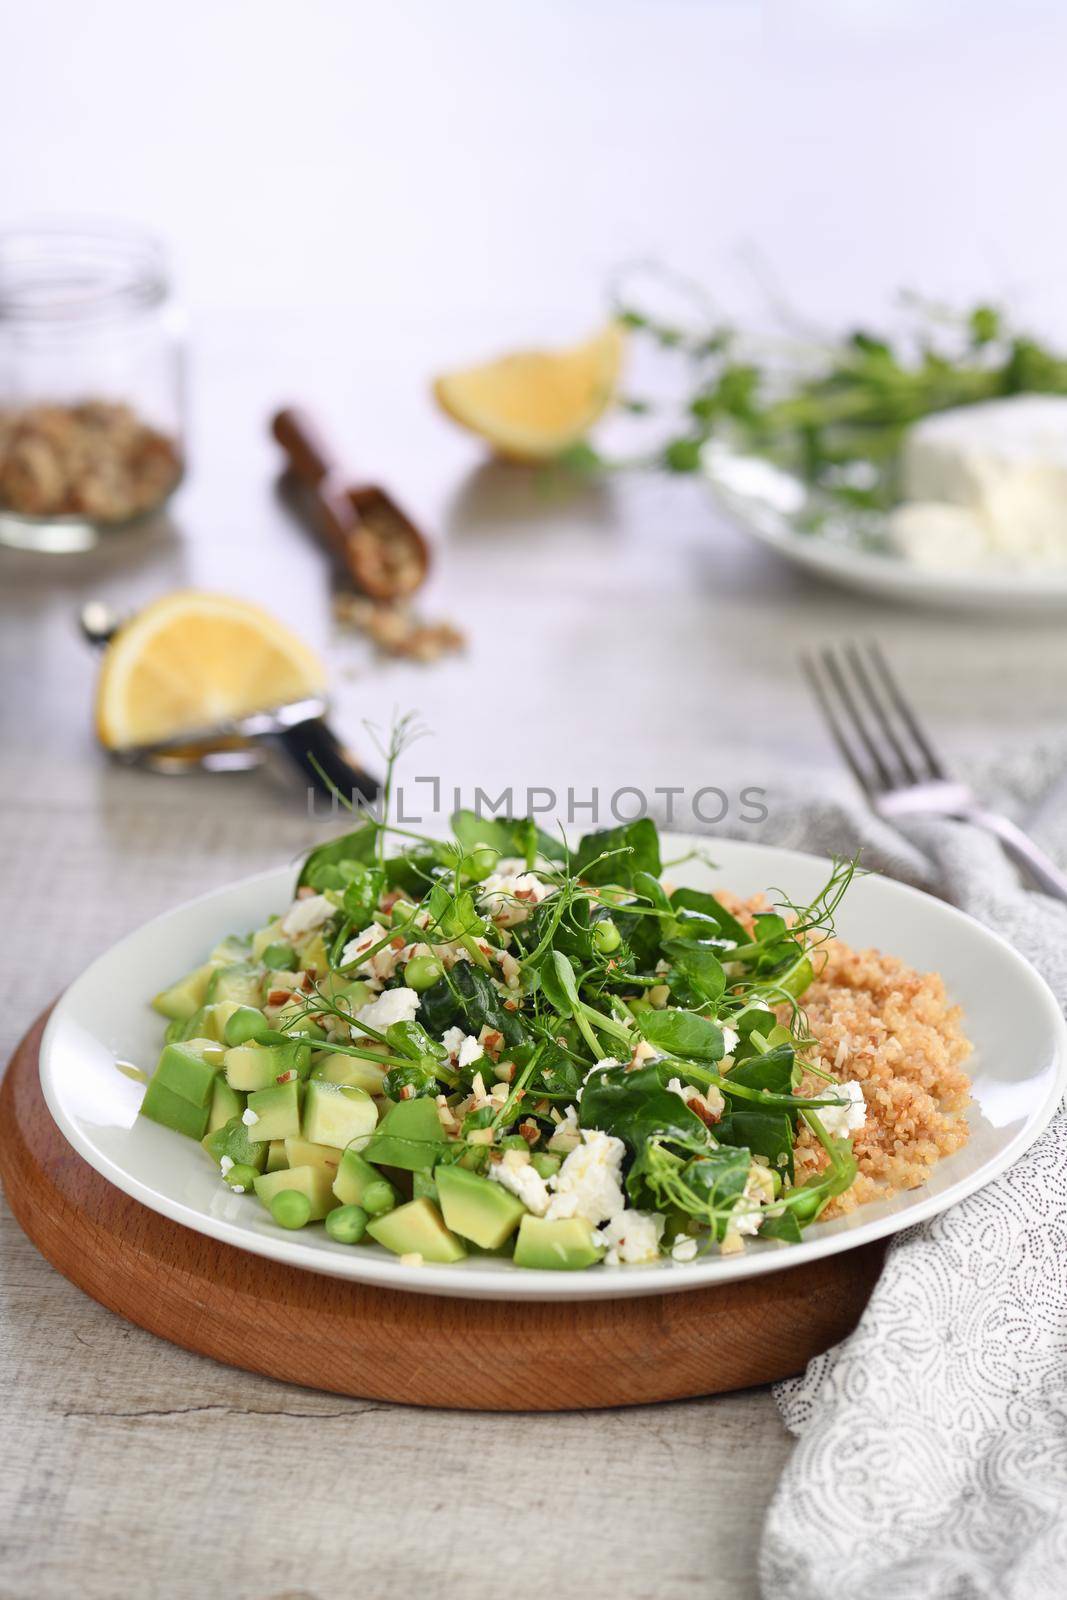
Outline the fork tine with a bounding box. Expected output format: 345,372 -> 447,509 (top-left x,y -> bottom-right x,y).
843,641 -> 920,784
817,645 -> 895,791
865,640 -> 948,781
801,651 -> 877,799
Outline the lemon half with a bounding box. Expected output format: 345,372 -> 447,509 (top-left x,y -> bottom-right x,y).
433,324 -> 624,462
96,590 -> 326,750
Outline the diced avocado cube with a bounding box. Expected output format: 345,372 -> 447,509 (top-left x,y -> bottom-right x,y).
207,962 -> 264,1008
224,1044 -> 282,1093
366,1197 -> 467,1263
207,1076 -> 245,1133
361,1096 -> 446,1173
435,1164 -> 525,1249
295,932 -> 329,976
251,920 -> 285,959
245,1079 -> 303,1142
284,1137 -> 344,1175
265,1139 -> 289,1173
253,1164 -> 336,1222
153,1040 -> 221,1109
513,1216 -> 604,1271
202,1115 -> 268,1172
200,1000 -> 243,1044
140,1078 -> 211,1140
331,1148 -> 400,1209
152,962 -> 218,1021
312,1051 -> 386,1095
302,1079 -> 378,1150
531,1153 -> 561,1180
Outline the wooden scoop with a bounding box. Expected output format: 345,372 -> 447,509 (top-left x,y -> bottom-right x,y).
272,407 -> 430,601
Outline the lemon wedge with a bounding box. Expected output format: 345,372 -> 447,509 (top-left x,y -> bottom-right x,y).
433,324 -> 624,462
95,590 -> 326,750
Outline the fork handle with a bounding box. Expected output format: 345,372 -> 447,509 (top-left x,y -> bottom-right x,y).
961,807 -> 1067,904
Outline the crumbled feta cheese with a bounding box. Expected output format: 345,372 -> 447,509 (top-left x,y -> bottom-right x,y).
721,1025 -> 740,1058
599,1209 -> 665,1266
354,986 -> 420,1032
340,928 -> 390,972
219,1155 -> 234,1175
671,1235 -> 700,1263
281,893 -> 337,939
576,1057 -> 619,1102
478,859 -> 556,926
441,1025 -> 466,1059
817,1079 -> 867,1139
231,1184 -> 246,1194
457,1034 -> 484,1069
490,1149 -> 552,1215
241,1108 -> 258,1126
545,1128 -> 627,1226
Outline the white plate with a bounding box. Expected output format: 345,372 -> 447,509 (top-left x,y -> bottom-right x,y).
40,836 -> 1067,1301
703,447 -> 1067,613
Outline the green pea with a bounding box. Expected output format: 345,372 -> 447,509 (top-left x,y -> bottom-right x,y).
262,943 -> 297,972
498,1134 -> 529,1153
593,918 -> 621,954
361,1180 -> 396,1218
223,1163 -> 258,1193
405,954 -> 444,992
462,847 -> 499,883
270,1189 -> 311,1230
224,1005 -> 273,1046
325,1204 -> 368,1245
531,1152 -> 561,1180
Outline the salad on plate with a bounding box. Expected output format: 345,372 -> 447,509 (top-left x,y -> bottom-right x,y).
137,804 -> 878,1273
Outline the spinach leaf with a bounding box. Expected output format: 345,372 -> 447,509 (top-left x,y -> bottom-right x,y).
579,1060 -> 708,1151
385,1020 -> 446,1061
760,1208 -> 803,1243
638,1007 -> 724,1062
416,975 -> 464,1037
447,962 -> 526,1047
382,1058 -> 442,1099
298,822 -> 378,889
715,1044 -> 798,1177
450,810 -> 566,862
662,939 -> 726,1006
574,819 -> 662,886
669,886 -> 748,945
680,1148 -> 753,1240
715,1107 -> 795,1179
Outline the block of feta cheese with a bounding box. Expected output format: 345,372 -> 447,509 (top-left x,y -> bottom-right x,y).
889,395 -> 1067,570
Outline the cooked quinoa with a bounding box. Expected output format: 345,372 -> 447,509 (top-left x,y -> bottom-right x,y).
717,893 -> 972,1217
795,938 -> 972,1214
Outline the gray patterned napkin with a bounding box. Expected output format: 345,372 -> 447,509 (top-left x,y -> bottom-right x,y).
732,758 -> 1067,1600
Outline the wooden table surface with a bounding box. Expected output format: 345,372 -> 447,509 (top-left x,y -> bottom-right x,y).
5,6 -> 1067,1596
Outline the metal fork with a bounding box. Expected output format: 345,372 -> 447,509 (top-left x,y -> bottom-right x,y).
803,641 -> 1067,904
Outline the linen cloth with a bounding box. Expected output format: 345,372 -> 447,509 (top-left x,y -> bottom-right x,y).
739,756 -> 1067,1600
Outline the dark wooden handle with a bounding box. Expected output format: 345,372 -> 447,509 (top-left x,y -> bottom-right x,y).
272,407 -> 337,488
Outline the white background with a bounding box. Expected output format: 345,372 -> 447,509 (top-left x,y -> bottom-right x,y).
5,0 -> 1067,334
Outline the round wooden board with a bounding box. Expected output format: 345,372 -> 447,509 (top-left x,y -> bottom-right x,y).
0,1010 -> 886,1411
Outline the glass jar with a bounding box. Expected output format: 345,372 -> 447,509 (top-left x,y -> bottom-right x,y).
0,222 -> 187,552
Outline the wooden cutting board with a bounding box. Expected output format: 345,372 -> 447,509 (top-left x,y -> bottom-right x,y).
0,1010 -> 886,1411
